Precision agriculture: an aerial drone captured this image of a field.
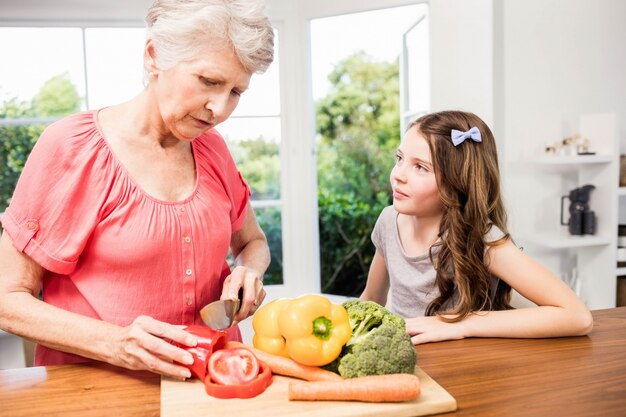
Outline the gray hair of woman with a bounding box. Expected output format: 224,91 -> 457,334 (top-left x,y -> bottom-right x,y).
146,0 -> 274,75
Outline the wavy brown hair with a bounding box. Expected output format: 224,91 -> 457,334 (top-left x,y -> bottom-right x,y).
409,111 -> 512,320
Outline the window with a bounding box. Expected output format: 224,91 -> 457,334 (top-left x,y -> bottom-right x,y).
401,9 -> 430,131
0,25 -> 284,285
0,27 -> 86,212
216,31 -> 283,284
310,4 -> 429,296
84,28 -> 145,109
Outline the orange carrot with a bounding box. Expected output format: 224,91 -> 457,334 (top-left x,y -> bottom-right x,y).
225,341 -> 343,382
288,373 -> 421,402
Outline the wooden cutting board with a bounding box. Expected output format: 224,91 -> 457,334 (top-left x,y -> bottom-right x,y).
161,366 -> 457,417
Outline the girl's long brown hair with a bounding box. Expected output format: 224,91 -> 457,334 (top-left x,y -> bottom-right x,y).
409,111 -> 512,320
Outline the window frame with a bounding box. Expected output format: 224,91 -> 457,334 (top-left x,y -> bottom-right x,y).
400,11 -> 430,133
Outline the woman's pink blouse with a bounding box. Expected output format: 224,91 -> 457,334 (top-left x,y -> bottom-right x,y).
1,110 -> 249,365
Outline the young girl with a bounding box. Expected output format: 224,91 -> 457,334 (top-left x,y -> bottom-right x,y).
360,110 -> 593,345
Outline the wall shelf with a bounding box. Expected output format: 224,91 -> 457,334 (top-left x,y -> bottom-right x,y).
520,113 -> 618,309
522,233 -> 611,249
532,154 -> 613,165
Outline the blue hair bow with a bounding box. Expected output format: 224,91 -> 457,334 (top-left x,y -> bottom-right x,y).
451,126 -> 482,147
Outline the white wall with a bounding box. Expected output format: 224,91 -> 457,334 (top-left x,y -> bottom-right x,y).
429,0 -> 496,124
502,0 -> 626,231
0,0 -> 150,25
429,0 -> 626,304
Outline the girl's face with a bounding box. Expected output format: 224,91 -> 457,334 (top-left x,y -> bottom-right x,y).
152,43 -> 251,142
390,128 -> 443,217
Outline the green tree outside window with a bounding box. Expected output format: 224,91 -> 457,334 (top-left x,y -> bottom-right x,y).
316,52 -> 399,296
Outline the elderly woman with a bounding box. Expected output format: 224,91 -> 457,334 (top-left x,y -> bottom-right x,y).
0,0 -> 274,379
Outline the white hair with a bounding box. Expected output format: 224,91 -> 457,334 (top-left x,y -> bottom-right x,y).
145,0 -> 274,74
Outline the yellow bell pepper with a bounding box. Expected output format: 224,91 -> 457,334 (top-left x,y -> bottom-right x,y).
252,298 -> 292,357
278,294 -> 352,366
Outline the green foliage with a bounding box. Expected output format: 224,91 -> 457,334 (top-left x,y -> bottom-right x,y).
316,51 -> 399,295
228,137 -> 280,200
324,299 -> 416,378
0,123 -> 44,211
227,137 -> 282,284
253,206 -> 283,285
32,74 -> 81,116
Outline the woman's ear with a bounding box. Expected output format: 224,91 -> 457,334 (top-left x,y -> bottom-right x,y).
144,39 -> 159,76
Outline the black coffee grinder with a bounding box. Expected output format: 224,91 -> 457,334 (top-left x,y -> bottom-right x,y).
560,184 -> 596,235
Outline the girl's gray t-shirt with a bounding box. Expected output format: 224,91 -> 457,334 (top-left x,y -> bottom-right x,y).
371,205 -> 504,318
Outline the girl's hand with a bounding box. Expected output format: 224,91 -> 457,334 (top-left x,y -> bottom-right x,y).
109,315 -> 196,379
221,265 -> 266,323
405,315 -> 466,345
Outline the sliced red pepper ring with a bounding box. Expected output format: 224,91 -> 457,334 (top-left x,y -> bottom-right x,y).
209,347 -> 260,385
204,360 -> 272,399
171,324 -> 228,381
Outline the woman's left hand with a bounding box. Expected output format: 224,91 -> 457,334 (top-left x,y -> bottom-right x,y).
405,315 -> 466,345
221,265 -> 266,323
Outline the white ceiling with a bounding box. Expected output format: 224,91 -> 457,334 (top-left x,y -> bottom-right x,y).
0,0 -> 153,25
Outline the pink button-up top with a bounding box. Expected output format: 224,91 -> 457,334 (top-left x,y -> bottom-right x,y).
1,110 -> 248,365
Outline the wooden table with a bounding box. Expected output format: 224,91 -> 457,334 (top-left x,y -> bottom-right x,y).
1,307 -> 624,417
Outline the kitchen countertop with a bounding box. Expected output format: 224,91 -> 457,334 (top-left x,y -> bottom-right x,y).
1,307 -> 624,417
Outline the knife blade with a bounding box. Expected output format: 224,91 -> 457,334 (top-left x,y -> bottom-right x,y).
199,288 -> 243,329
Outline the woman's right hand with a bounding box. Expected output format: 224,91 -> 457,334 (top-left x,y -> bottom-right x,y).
109,315 -> 198,379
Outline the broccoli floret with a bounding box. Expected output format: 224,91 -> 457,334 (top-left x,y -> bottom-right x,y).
342,299 -> 405,343
326,299 -> 417,378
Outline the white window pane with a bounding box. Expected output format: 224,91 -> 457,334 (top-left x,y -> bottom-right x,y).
231,30 -> 280,117
0,28 -> 85,114
216,116 -> 281,143
310,5 -> 425,101
85,28 -> 146,109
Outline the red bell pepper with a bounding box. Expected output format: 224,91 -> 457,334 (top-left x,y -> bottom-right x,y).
172,324 -> 228,381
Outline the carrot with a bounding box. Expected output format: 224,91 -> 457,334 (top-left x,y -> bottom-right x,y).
287,373 -> 421,403
224,341 -> 343,382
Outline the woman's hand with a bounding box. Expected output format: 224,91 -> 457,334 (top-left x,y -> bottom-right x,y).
109,315 -> 198,379
221,266 -> 266,323
405,315 -> 467,345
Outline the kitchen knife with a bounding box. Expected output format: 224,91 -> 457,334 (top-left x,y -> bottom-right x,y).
199,288 -> 243,329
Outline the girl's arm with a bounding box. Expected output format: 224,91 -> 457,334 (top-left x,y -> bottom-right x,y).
407,239 -> 593,344
360,250 -> 390,306
227,202 -> 270,320
0,231 -> 197,378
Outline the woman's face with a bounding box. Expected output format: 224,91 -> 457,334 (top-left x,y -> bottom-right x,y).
390,128 -> 443,218
153,44 -> 251,142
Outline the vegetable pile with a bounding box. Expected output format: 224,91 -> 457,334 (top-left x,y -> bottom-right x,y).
173,295 -> 421,403
324,299 -> 417,378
